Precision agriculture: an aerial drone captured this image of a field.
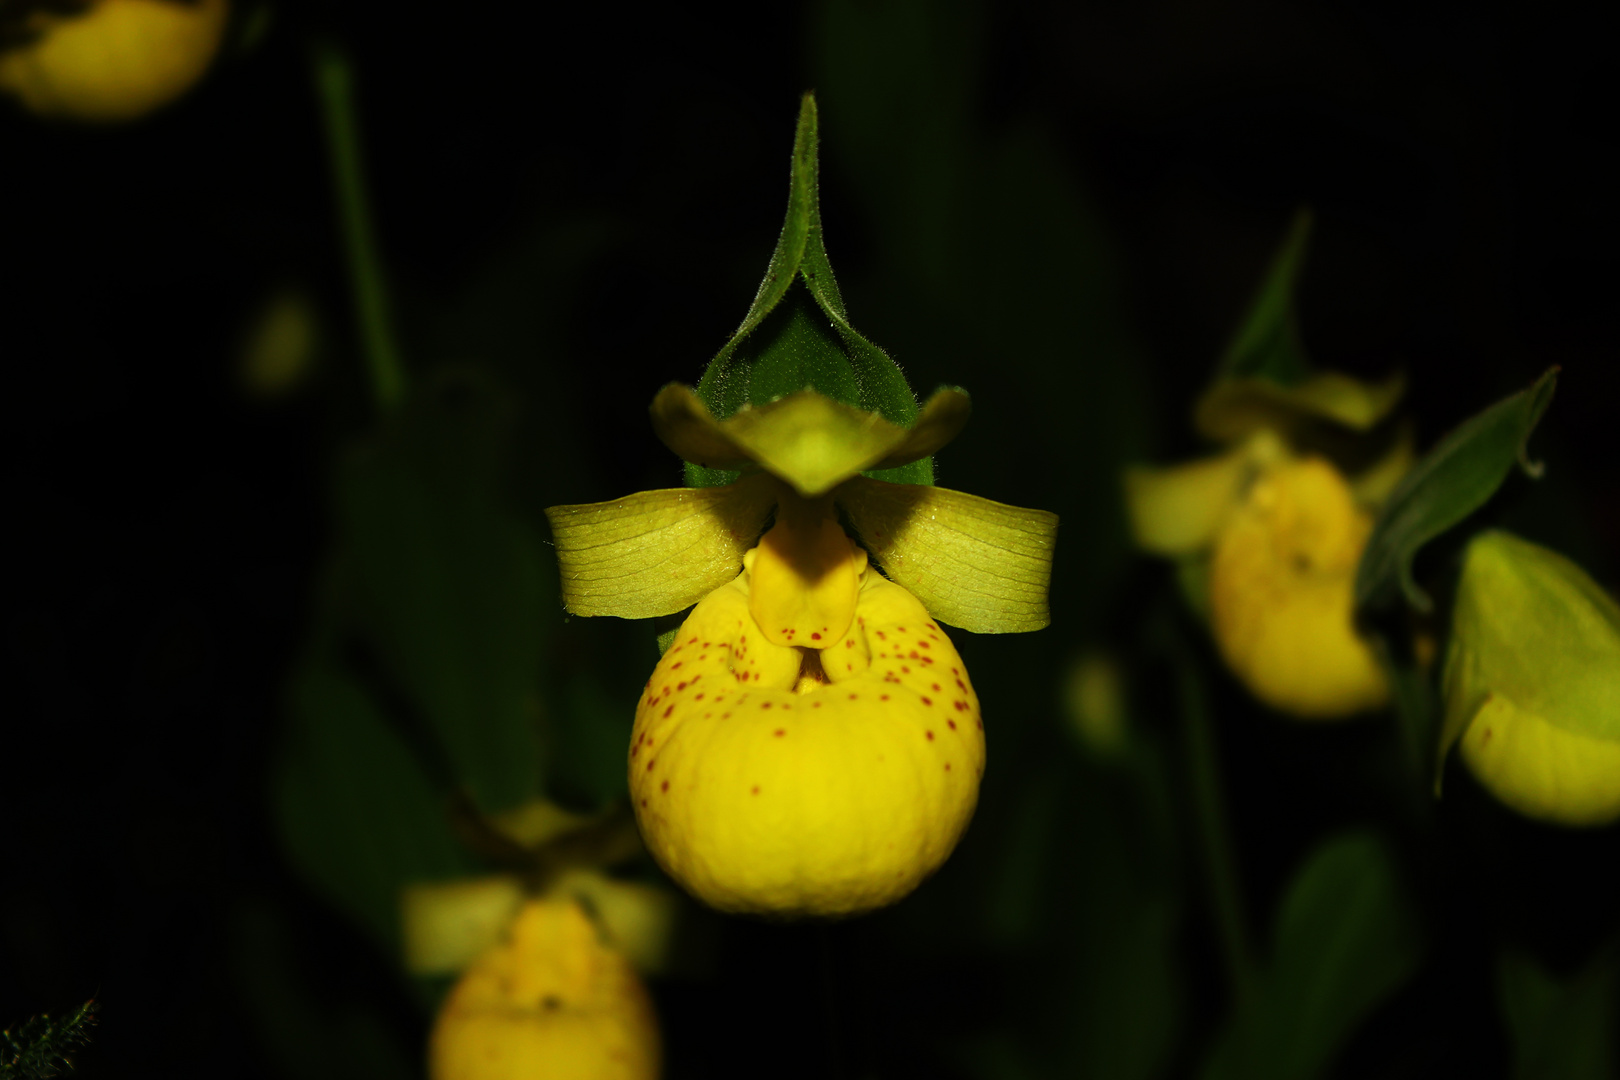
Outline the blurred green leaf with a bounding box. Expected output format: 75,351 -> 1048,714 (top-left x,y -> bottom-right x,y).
1217,208 -> 1314,386
1354,367 -> 1558,613
688,93 -> 931,491
1499,947 -> 1617,1080
335,370 -> 550,813
1202,830 -> 1422,1080
273,653 -> 475,956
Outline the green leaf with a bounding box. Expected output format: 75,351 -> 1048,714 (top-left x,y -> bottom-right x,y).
1217,208 -> 1315,386
1202,831 -> 1423,1080
1499,947 -> 1617,1080
335,371 -> 550,813
687,93 -> 932,490
1354,367 -> 1558,613
272,654 -> 476,957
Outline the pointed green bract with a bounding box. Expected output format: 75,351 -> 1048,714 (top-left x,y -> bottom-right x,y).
687,92 -> 933,491
1217,208 -> 1315,387
1354,368 -> 1558,613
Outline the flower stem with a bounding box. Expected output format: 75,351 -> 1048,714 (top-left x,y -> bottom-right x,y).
1171,632 -> 1259,1009
311,39 -> 406,414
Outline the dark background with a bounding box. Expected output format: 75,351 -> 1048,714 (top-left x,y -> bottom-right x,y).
3,0 -> 1616,1076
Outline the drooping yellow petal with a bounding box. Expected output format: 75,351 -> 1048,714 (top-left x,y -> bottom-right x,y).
630,562 -> 984,917
1123,430 -> 1289,556
429,897 -> 660,1080
745,497 -> 867,648
1195,371 -> 1406,444
545,474 -> 776,619
837,476 -> 1057,633
1438,530 -> 1620,826
1208,457 -> 1388,719
649,383 -> 971,497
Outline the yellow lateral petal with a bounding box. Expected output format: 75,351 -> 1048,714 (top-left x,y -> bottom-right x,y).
630,567 -> 984,916
545,474 -> 776,619
1123,430 -> 1288,556
746,498 -> 867,648
650,384 -> 971,497
1349,421 -> 1417,508
549,869 -> 682,977
837,477 -> 1057,633
1195,371 -> 1406,443
402,876 -> 525,977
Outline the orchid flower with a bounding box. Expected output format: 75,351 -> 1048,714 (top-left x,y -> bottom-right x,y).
545,385 -> 1056,916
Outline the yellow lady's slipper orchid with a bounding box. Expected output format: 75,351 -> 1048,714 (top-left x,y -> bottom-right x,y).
0,0 -> 228,122
429,895 -> 661,1080
546,385 -> 1056,916
1123,374 -> 1410,719
1209,456 -> 1388,718
1440,530 -> 1620,827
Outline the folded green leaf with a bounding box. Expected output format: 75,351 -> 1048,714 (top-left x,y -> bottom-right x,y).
545,474 -> 777,618
1354,367 -> 1558,613
1202,831 -> 1422,1080
838,476 -> 1058,632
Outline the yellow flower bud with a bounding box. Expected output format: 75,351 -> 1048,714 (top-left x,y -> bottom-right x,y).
429,896 -> 660,1080
1209,457 -> 1388,719
1440,530 -> 1620,826
629,498 -> 984,917
0,0 -> 227,122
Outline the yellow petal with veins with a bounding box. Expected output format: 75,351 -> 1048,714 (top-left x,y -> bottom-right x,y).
630,554 -> 984,917
837,477 -> 1058,633
429,897 -> 660,1080
545,474 -> 776,619
1209,457 -> 1388,719
746,499 -> 867,648
649,384 -> 971,497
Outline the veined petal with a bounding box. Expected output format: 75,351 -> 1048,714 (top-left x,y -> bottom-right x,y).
650,383 -> 971,497
1195,371 -> 1406,444
837,477 -> 1057,633
545,475 -> 776,619
1124,430 -> 1289,556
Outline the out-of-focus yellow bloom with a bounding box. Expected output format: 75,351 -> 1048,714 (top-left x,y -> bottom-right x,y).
546,386 -> 1056,916
1123,372 -> 1410,719
429,895 -> 661,1080
1063,649 -> 1128,758
1209,457 -> 1388,718
0,0 -> 227,122
1440,530 -> 1620,827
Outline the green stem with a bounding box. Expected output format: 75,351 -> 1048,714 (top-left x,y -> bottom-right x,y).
1173,635 -> 1260,1009
311,40 -> 406,413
